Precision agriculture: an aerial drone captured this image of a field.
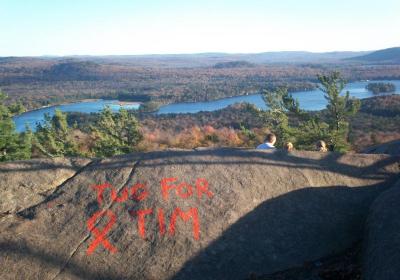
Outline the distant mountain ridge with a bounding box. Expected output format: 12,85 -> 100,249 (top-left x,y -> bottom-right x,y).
80,50 -> 372,66
346,47 -> 400,63
0,50 -> 373,67
2,47 -> 400,67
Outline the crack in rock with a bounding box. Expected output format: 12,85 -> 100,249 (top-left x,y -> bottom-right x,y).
51,159 -> 141,280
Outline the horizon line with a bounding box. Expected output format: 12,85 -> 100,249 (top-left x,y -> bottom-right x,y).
2,47 -> 398,58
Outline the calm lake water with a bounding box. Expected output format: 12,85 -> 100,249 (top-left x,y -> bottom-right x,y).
13,100 -> 140,132
156,80 -> 400,113
13,80 -> 400,132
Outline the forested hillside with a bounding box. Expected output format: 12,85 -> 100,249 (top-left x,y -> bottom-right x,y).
1,56 -> 400,110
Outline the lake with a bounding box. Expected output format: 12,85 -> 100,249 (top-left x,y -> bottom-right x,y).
13,100 -> 140,132
156,80 -> 400,113
13,80 -> 400,132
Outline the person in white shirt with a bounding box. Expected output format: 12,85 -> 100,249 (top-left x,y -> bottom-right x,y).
256,133 -> 277,150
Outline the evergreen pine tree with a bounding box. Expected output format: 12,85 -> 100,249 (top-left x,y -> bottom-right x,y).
34,109 -> 80,157
91,107 -> 142,157
0,91 -> 32,161
261,87 -> 302,147
317,72 -> 361,152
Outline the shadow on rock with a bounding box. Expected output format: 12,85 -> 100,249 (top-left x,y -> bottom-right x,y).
171,182 -> 394,280
0,241 -> 126,280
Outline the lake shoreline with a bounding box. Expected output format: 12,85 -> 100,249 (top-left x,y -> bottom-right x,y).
15,99 -> 141,118
17,88 -> 312,117
12,79 -> 400,132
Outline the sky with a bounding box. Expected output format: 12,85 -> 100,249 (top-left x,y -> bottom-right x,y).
0,0 -> 399,56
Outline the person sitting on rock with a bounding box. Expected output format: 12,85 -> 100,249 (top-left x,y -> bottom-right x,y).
256,133 -> 276,150
316,140 -> 328,152
284,142 -> 294,152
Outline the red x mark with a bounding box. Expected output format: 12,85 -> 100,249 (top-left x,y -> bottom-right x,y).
86,209 -> 117,255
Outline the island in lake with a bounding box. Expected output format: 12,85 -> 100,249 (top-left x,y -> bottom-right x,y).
366,82 -> 396,94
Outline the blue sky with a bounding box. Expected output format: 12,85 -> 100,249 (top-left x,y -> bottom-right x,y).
0,0 -> 399,56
